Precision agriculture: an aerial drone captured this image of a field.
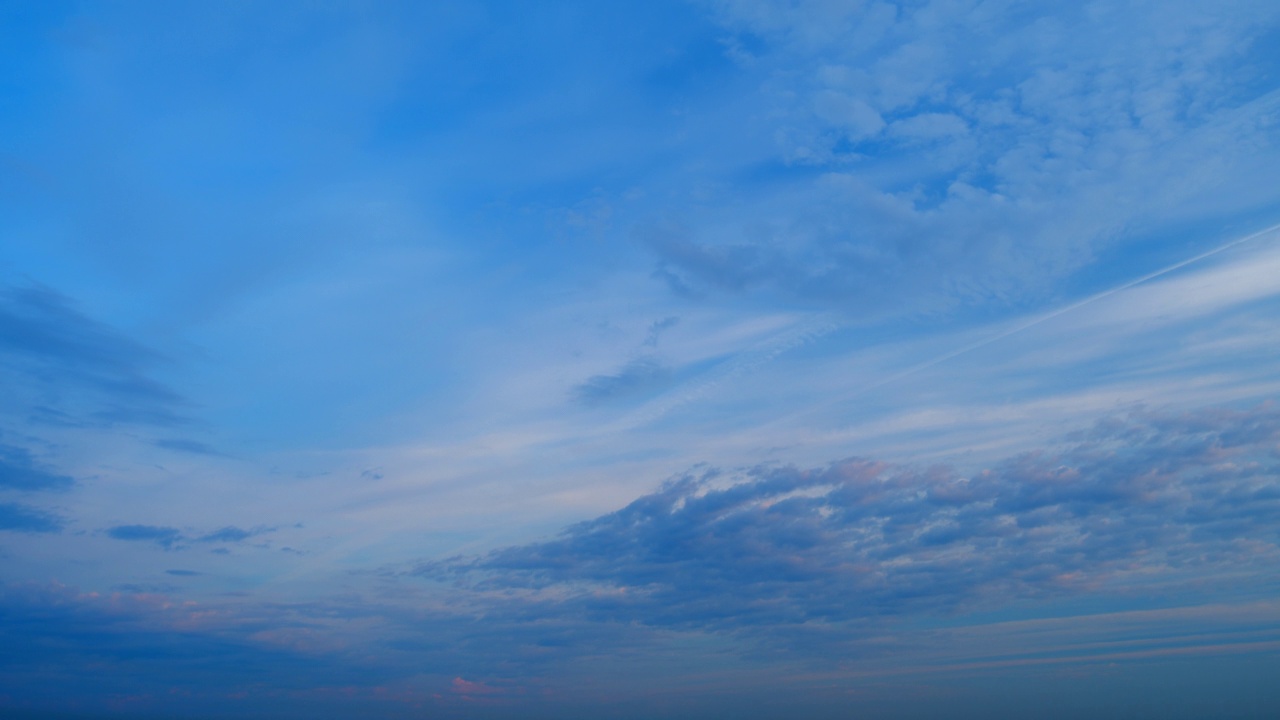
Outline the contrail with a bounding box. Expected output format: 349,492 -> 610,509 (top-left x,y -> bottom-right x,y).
853,221 -> 1280,396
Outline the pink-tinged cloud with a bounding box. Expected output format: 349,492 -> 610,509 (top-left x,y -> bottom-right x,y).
452,677 -> 503,696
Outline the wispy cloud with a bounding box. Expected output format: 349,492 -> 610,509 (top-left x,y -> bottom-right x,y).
152,438 -> 226,457
571,357 -> 672,406
0,283 -> 190,429
0,502 -> 63,533
422,401 -> 1280,635
198,526 -> 272,544
0,581 -> 383,714
106,524 -> 184,549
1,2 -> 1278,716
0,443 -> 74,491
104,524 -> 275,550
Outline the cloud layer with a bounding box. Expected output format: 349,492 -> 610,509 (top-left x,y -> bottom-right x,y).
2,401 -> 1279,717
425,402 -> 1280,635
645,0 -> 1280,312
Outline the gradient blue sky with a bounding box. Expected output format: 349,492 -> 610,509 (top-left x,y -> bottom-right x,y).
3,1 -> 1280,718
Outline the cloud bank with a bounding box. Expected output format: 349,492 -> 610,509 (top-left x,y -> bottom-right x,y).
424,402 -> 1280,635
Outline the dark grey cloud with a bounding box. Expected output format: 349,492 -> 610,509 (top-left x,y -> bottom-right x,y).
571,357 -> 671,406
0,443 -> 73,491
422,402 -> 1280,633
0,502 -> 62,533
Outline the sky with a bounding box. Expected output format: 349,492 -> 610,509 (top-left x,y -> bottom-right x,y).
2,1 -> 1280,718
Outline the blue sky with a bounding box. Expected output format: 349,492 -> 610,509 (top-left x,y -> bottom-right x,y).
3,1 -> 1280,717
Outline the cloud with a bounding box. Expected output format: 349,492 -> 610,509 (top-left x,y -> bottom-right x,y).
0,283 -> 189,429
104,524 -> 276,550
645,1 -> 1280,312
643,316 -> 680,348
0,581 -> 1271,718
152,438 -> 226,456
106,524 -> 184,549
451,676 -> 503,696
0,443 -> 74,491
571,357 -> 672,405
0,582 -> 386,716
422,401 -> 1280,634
0,502 -> 63,533
198,526 -> 272,544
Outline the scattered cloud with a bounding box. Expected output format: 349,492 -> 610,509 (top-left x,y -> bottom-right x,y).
1,2 -> 1278,717
643,316 -> 680,348
104,524 -> 276,550
650,1 -> 1280,313
198,526 -> 272,544
0,582 -> 381,713
0,443 -> 74,491
571,357 -> 673,406
423,401 -> 1280,635
0,502 -> 63,533
0,283 -> 189,429
451,676 -> 503,697
152,438 -> 226,456
106,524 -> 184,549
